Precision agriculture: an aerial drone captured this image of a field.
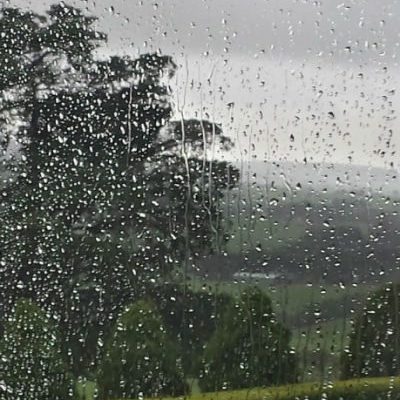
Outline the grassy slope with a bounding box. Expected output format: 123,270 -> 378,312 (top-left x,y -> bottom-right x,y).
155,377 -> 400,400
78,377 -> 400,400
225,215 -> 306,254
75,380 -> 97,400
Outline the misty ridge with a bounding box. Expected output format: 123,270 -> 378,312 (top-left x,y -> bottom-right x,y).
239,160 -> 400,197
194,159 -> 400,285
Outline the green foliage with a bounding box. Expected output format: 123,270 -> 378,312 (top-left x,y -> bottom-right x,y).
199,287 -> 297,392
97,299 -> 187,399
148,283 -> 231,377
0,2 -> 238,377
156,377 -> 400,400
342,283 -> 400,379
0,299 -> 72,400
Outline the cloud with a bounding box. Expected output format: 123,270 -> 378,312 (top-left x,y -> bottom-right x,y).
7,0 -> 400,168
11,0 -> 400,65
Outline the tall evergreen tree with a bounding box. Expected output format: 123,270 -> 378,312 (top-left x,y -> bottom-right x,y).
0,3 -> 239,375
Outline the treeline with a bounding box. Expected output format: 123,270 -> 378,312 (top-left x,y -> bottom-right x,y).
1,286 -> 296,399
4,281 -> 400,399
0,2 -> 239,398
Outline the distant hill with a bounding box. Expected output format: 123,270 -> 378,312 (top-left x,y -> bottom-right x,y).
195,160 -> 400,285
235,159 -> 400,198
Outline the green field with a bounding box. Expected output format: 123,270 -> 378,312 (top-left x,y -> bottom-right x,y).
76,380 -> 97,400
225,215 -> 307,254
292,318 -> 352,381
76,377 -> 400,400
161,377 -> 400,400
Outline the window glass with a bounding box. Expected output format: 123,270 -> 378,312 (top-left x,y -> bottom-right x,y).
0,1 -> 399,399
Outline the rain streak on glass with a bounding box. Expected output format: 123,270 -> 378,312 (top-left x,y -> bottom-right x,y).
0,0 -> 399,399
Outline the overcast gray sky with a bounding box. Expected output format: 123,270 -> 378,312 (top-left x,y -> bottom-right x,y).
6,0 -> 400,170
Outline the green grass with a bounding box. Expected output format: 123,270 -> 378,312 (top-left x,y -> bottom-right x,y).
75,379 -> 97,400
292,318 -> 351,352
77,377 -> 400,400
155,377 -> 400,400
225,215 -> 307,254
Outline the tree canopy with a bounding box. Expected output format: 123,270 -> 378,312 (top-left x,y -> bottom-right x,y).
97,299 -> 187,399
199,287 -> 297,391
0,2 -> 239,376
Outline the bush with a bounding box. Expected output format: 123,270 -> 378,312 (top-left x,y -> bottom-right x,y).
0,298 -> 72,400
199,287 -> 297,392
97,299 -> 187,399
149,283 -> 231,377
342,283 -> 400,378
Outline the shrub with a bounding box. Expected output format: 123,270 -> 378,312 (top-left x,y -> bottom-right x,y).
97,299 -> 187,399
0,298 -> 72,400
342,283 -> 400,378
199,287 -> 297,392
149,283 -> 231,377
